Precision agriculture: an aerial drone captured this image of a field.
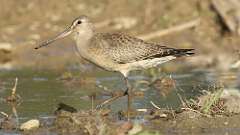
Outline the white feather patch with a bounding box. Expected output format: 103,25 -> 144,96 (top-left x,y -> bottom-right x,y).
119,56 -> 176,73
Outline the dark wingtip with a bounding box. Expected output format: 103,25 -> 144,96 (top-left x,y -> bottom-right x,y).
174,48 -> 195,57
185,52 -> 195,56
185,49 -> 195,55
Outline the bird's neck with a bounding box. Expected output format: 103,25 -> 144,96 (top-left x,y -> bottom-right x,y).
74,29 -> 94,47
73,29 -> 95,60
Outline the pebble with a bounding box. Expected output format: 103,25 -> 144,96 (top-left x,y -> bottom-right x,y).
20,119 -> 40,131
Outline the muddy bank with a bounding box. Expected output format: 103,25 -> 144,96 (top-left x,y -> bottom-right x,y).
10,105 -> 240,135
148,111 -> 240,135
2,87 -> 240,135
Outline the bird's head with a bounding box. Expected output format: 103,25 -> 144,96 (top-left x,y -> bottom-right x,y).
35,15 -> 93,49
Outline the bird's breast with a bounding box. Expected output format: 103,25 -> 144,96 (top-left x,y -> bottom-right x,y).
75,44 -> 119,72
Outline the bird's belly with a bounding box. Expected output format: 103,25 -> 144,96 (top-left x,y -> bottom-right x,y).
120,56 -> 176,71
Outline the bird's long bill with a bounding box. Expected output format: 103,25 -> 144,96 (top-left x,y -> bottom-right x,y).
34,26 -> 72,49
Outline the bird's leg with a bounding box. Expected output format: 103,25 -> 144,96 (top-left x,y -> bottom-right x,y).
95,77 -> 129,109
96,92 -> 125,109
95,76 -> 131,112
123,76 -> 132,120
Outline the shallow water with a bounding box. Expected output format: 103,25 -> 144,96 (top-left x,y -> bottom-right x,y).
0,68 -> 239,134
0,68 -> 239,117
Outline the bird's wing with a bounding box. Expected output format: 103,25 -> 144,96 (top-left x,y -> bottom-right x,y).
98,33 -> 194,64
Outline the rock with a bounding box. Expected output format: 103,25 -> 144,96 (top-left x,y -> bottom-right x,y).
20,119 -> 40,131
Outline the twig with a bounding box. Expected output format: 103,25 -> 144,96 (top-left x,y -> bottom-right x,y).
11,77 -> 18,96
181,107 -> 211,118
6,77 -> 21,102
177,93 -> 187,107
150,101 -> 161,110
0,112 -> 9,118
11,104 -> 19,130
138,18 -> 201,40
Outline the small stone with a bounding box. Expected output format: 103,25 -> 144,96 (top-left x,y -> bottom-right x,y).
20,119 -> 40,131
159,113 -> 167,118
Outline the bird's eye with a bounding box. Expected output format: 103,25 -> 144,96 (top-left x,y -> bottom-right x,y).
77,20 -> 82,24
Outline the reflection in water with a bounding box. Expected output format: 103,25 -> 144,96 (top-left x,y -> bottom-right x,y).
0,69 -> 239,120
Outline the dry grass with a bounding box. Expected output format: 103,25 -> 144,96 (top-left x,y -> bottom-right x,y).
178,83 -> 227,116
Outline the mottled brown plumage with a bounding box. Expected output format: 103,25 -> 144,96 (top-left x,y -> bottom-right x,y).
35,15 -> 194,116
92,33 -> 193,64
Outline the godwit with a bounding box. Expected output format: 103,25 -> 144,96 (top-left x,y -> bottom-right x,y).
35,15 -> 194,117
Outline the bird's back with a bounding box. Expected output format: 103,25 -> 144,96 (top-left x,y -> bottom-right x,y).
90,33 -> 194,65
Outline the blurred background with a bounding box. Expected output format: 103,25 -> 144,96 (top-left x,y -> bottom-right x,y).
0,0 -> 240,127
0,0 -> 239,70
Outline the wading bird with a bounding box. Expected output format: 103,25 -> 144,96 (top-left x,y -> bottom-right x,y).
35,15 -> 194,118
